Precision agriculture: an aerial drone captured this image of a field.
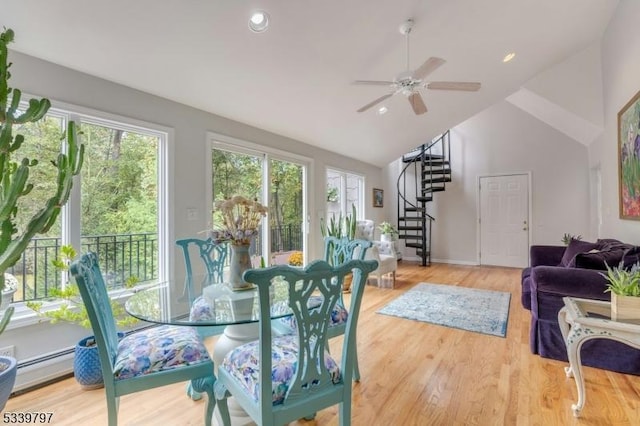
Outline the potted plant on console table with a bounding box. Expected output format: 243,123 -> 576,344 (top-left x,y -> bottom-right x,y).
602,262 -> 640,324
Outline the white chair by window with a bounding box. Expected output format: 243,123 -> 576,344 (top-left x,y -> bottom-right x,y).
355,220 -> 398,288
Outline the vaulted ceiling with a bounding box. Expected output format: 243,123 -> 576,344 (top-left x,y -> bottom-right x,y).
1,0 -> 619,166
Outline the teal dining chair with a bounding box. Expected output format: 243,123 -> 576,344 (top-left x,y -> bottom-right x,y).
176,237 -> 229,334
322,236 -> 372,382
69,252 -> 217,426
176,237 -> 228,399
214,258 -> 378,426
275,237 -> 372,381
176,237 -> 227,310
176,237 -> 228,291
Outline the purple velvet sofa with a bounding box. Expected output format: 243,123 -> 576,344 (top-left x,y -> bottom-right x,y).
521,239 -> 640,375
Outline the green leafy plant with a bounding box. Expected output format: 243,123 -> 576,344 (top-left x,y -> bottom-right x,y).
326,186 -> 339,203
561,233 -> 582,246
0,28 -> 85,335
320,204 -> 357,240
27,245 -> 139,329
602,262 -> 640,297
378,221 -> 398,236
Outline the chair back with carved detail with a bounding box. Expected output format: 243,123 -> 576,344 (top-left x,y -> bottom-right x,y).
176,238 -> 228,338
176,237 -> 227,282
215,259 -> 377,425
323,236 -> 371,266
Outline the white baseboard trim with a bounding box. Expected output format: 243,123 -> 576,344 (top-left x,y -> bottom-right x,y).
431,258 -> 479,266
401,255 -> 478,266
14,351 -> 74,393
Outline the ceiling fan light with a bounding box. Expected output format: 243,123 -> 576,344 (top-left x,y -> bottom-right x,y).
377,106 -> 388,115
503,52 -> 516,63
249,11 -> 270,33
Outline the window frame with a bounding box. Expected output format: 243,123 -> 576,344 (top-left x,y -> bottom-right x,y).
6,97 -> 173,328
325,167 -> 365,220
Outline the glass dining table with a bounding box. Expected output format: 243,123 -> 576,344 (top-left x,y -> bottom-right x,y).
125,273 -> 296,360
124,274 -> 297,426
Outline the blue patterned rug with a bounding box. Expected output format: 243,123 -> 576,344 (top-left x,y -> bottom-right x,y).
377,283 -> 511,337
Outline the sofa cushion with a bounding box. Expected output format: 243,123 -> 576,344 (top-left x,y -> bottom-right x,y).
559,239 -> 598,267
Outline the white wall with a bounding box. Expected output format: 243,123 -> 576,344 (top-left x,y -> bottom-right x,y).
388,101 -> 591,264
524,42 -> 604,127
596,0 -> 640,244
8,51 -> 385,259
0,51 -> 384,390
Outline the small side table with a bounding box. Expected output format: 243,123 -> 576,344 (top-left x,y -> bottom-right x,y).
558,297 -> 640,417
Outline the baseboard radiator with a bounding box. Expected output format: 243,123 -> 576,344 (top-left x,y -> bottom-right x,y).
11,324 -> 156,395
13,348 -> 75,394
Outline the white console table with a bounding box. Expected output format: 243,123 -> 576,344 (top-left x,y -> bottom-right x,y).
558,297 -> 640,417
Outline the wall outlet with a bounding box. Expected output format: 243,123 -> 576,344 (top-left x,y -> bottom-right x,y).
0,345 -> 15,358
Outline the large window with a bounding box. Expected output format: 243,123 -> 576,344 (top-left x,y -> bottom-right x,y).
326,168 -> 364,220
79,120 -> 160,287
210,137 -> 308,267
9,104 -> 166,304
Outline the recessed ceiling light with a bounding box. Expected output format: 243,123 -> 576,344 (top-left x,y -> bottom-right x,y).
249,11 -> 270,33
503,52 -> 516,63
377,106 -> 388,115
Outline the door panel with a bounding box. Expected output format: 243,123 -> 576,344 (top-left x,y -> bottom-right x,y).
480,174 -> 529,267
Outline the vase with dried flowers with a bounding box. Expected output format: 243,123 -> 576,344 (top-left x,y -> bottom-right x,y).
211,196 -> 267,289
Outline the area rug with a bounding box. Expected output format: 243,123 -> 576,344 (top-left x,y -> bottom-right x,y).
377,283 -> 511,337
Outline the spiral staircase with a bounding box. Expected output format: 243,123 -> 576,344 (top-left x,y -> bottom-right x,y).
397,131 -> 451,266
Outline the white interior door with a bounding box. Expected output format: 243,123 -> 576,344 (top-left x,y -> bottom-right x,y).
479,174 -> 529,268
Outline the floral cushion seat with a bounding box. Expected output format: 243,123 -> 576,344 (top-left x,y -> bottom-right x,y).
221,334 -> 341,405
277,295 -> 348,331
114,325 -> 211,380
190,296 -> 215,321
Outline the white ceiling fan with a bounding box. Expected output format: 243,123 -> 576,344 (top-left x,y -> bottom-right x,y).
354,19 -> 481,115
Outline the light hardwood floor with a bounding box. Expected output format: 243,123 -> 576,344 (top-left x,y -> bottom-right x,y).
5,262 -> 640,425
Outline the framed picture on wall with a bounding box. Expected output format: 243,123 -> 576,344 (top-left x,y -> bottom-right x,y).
373,188 -> 383,208
618,89 -> 640,220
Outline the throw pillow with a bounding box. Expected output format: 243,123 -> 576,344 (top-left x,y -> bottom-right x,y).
574,249 -> 626,270
622,246 -> 640,269
560,239 -> 598,267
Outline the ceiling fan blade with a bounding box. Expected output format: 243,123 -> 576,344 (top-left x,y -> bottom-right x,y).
412,57 -> 446,80
408,93 -> 427,115
357,93 -> 393,113
353,80 -> 394,86
427,81 -> 481,91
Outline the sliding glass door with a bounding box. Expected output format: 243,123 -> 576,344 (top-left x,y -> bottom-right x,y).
269,158 -> 304,265
211,143 -> 307,267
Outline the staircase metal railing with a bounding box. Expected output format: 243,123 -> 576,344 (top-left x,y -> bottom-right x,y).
396,131 -> 451,266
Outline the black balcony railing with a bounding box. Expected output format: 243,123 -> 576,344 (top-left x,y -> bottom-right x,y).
8,226 -> 303,303
8,233 -> 158,303
269,224 -> 303,253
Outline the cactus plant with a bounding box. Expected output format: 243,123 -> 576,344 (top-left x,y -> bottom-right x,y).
0,28 -> 84,334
